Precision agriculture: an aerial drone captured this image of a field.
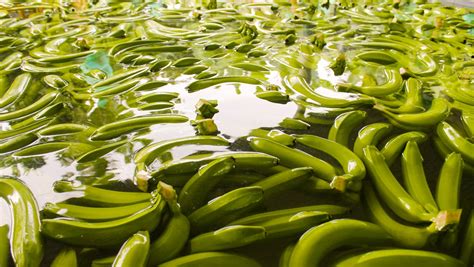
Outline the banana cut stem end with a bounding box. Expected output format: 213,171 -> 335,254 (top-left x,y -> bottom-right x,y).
433,209 -> 462,231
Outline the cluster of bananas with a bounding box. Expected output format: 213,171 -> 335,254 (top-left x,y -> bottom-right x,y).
0,0 -> 473,266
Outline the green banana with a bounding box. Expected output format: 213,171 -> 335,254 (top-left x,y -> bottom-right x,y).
251,167 -> 313,198
53,181 -> 151,206
0,117 -> 53,140
92,78 -> 147,98
0,91 -> 58,121
189,225 -> 266,253
188,186 -> 264,234
0,73 -> 31,109
134,136 -> 229,166
289,219 -> 393,267
362,146 -> 434,223
42,201 -> 152,221
179,157 -> 235,215
295,134 -> 366,181
338,68 -> 403,97
148,182 -> 190,266
248,137 -> 338,184
325,248 -> 372,267
460,211 -> 474,266
153,152 -> 278,176
436,152 -> 464,250
229,205 -> 349,229
376,98 -> 450,130
328,110 -> 367,147
355,50 -> 398,65
128,91 -> 179,104
158,252 -> 262,267
92,67 -> 149,88
38,123 -> 88,136
383,78 -> 425,114
91,256 -> 115,267
0,224 -> 9,267
112,231 -> 149,267
353,249 -> 466,267
401,141 -> 438,213
90,114 -> 188,140
363,183 -> 438,249
433,136 -> 474,175
50,247 -> 77,267
187,76 -> 261,92
353,123 -> 393,159
461,111 -> 474,139
279,243 -> 295,267
0,177 -> 43,267
137,102 -> 174,111
436,152 -> 463,211
278,117 -> 310,130
0,133 -> 38,154
381,131 -> 428,166
283,76 -> 374,108
76,140 -> 129,163
41,191 -> 165,247
231,210 -> 329,239
436,121 -> 474,165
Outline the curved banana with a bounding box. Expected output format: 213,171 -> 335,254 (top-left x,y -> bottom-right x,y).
248,137 -> 338,184
436,153 -> 463,211
188,186 -> 264,234
53,180 -> 152,206
0,224 -> 8,267
381,131 -> 428,166
353,249 -> 465,267
436,121 -> 474,165
251,167 -> 313,198
338,68 -> 403,97
383,78 -> 425,114
154,152 -> 278,176
0,73 -> 31,109
233,210 -> 329,239
113,231 -> 149,267
0,177 -> 43,267
42,201 -> 151,221
158,252 -> 262,267
76,140 -> 129,163
282,75 -> 374,108
179,157 -> 235,215
432,136 -> 474,175
362,146 -> 434,223
148,183 -> 190,266
0,133 -> 38,154
355,50 -> 398,65
328,110 -> 367,148
436,153 -> 464,250
353,123 -> 393,159
189,225 -> 266,253
51,247 -> 77,267
460,211 -> 474,266
363,183 -> 438,249
296,135 -> 365,191
229,205 -> 349,227
279,243 -> 295,267
289,219 -> 393,267
376,98 -> 450,131
401,141 -> 438,213
41,192 -> 165,247
134,136 -> 229,166
461,111 -> 474,140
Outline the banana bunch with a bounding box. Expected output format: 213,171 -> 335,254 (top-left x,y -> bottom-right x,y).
361,142 -> 464,246
41,181 -> 166,248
